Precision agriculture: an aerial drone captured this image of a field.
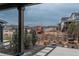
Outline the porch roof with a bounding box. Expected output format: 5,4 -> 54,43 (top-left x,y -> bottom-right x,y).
0,3 -> 40,10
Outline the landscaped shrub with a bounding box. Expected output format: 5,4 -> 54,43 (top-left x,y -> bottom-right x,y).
32,30 -> 38,46
24,29 -> 37,49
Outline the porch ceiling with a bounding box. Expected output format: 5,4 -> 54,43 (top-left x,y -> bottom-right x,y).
0,3 -> 40,10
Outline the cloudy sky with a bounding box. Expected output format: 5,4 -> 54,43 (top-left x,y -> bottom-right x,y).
0,3 -> 79,26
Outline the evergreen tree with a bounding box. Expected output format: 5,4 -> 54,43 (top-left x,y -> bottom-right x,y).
67,21 -> 77,40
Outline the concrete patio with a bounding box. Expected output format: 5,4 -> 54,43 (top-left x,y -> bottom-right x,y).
48,46 -> 79,56
0,46 -> 79,56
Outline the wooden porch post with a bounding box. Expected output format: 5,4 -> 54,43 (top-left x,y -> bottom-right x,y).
16,6 -> 25,55
0,25 -> 3,43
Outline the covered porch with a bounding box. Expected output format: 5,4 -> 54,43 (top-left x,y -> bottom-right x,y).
0,3 -> 40,56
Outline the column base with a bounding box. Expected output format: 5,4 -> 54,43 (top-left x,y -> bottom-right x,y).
15,52 -> 24,56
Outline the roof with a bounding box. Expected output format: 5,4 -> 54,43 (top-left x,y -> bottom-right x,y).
0,3 -> 40,10
61,17 -> 69,22
48,47 -> 79,56
71,12 -> 79,16
0,19 -> 7,24
61,17 -> 69,20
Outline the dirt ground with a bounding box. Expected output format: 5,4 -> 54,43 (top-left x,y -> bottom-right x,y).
36,31 -> 79,49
